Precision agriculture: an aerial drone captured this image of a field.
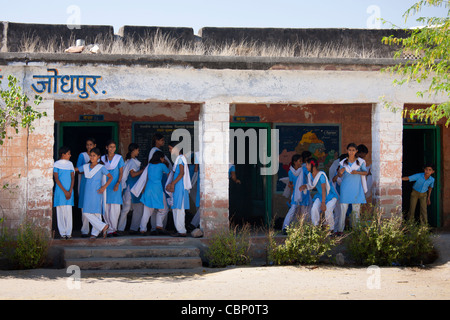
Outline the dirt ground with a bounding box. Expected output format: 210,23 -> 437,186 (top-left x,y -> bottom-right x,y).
0,233 -> 449,300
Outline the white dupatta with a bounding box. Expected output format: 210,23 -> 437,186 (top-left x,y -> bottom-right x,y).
83,164 -> 107,214
101,154 -> 122,171
54,160 -> 75,172
306,171 -> 331,195
165,155 -> 192,207
289,166 -> 305,203
339,157 -> 368,193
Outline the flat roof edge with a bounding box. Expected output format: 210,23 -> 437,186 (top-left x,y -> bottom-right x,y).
0,52 -> 402,70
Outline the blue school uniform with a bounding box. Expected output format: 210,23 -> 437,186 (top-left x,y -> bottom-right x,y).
409,173 -> 434,193
299,165 -> 311,206
312,174 -> 339,203
105,156 -> 124,205
172,162 -> 190,210
140,163 -> 170,209
79,165 -> 110,214
288,169 -> 300,206
53,167 -> 74,207
127,172 -> 142,204
76,153 -> 89,209
340,161 -> 367,204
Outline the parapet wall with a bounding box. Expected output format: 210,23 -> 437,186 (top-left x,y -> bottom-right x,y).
1,21 -> 408,57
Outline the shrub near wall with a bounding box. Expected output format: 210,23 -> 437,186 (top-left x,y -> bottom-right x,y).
347,206 -> 435,266
267,218 -> 339,265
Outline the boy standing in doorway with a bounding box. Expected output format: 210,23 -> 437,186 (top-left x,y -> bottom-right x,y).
402,164 -> 435,225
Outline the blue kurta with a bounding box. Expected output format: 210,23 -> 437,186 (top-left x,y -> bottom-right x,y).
79,165 -> 110,214
312,174 -> 339,203
339,161 -> 367,204
105,156 -> 124,205
172,163 -> 190,210
76,153 -> 88,209
299,165 -> 311,206
53,167 -> 74,207
140,163 -> 170,209
288,169 -> 300,206
127,172 -> 142,204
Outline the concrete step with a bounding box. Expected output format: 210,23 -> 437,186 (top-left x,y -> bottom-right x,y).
65,256 -> 202,270
63,245 -> 203,270
64,246 -> 200,259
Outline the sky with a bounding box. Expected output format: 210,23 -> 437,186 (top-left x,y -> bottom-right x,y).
0,0 -> 448,35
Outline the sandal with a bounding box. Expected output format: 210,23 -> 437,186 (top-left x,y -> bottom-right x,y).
102,225 -> 109,239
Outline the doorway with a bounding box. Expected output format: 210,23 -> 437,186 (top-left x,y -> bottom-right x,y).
402,125 -> 441,227
229,123 -> 272,227
53,122 -> 119,233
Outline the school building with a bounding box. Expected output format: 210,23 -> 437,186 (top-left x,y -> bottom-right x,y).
0,23 -> 449,238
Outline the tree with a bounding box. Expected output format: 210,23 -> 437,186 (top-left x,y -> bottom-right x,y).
382,0 -> 449,126
0,74 -> 45,145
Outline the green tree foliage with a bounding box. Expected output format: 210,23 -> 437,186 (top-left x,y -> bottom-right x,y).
383,0 -> 449,126
0,75 -> 45,145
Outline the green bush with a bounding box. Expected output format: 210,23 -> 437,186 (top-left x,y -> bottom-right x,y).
206,224 -> 252,267
267,218 -> 339,265
1,219 -> 51,270
347,206 -> 434,266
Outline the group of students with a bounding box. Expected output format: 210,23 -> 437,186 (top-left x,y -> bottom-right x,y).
53,134 -> 199,240
282,142 -> 436,234
282,143 -> 373,235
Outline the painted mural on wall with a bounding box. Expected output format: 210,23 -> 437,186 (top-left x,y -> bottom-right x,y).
275,124 -> 340,192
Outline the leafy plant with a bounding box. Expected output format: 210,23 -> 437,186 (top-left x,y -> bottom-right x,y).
382,0 -> 450,126
206,224 -> 252,267
0,74 -> 45,145
9,219 -> 51,269
267,217 -> 339,265
347,205 -> 434,266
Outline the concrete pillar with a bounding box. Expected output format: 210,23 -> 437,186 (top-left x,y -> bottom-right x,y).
26,99 -> 55,232
371,102 -> 403,217
198,100 -> 230,237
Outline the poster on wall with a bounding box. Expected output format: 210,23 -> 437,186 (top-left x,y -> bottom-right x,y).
275,124 -> 341,193
132,122 -> 195,165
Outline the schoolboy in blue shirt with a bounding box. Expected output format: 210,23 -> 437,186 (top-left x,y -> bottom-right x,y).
402,164 -> 435,225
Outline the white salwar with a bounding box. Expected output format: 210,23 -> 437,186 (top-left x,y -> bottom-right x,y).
56,205 -> 73,237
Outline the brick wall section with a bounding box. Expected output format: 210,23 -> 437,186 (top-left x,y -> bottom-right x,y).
371,102 -> 403,216
0,127 -> 28,231
199,101 -> 230,237
54,101 -> 201,156
0,100 -> 54,233
26,100 -> 55,232
232,103 -> 373,218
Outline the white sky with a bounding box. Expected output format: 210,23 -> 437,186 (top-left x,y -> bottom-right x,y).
0,0 -> 448,34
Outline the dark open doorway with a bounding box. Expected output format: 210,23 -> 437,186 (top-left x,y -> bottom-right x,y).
229,123 -> 272,228
402,125 -> 441,227
53,122 -> 119,234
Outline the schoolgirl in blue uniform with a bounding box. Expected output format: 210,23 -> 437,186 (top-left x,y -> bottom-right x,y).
139,151 -> 170,235
54,146 -> 75,239
118,143 -> 144,234
166,142 -> 192,237
101,140 -> 124,236
77,148 -> 113,239
76,137 -> 97,237
300,158 -> 338,231
337,143 -> 368,227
